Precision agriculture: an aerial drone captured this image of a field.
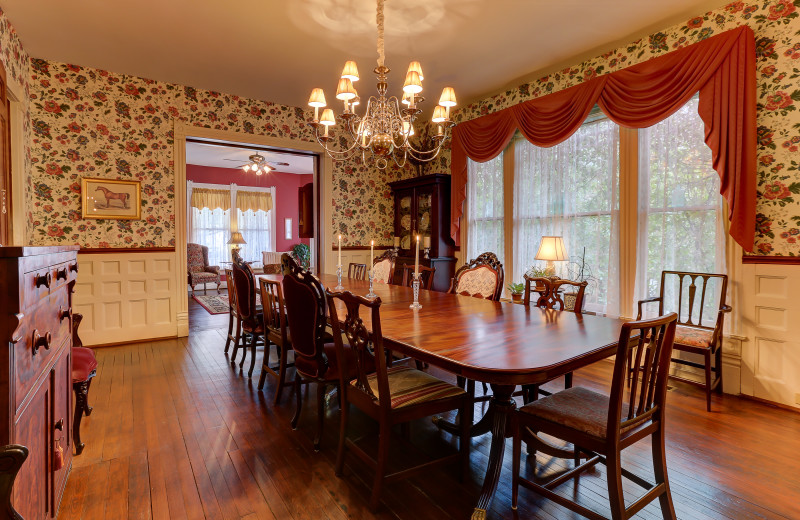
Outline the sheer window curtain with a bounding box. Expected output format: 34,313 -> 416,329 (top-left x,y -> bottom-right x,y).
237,209 -> 272,263
513,119 -> 621,316
466,154 -> 505,265
191,207 -> 231,268
635,96 -> 726,325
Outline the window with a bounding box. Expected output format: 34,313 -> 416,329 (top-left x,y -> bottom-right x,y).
238,209 -> 272,263
465,97 -> 725,316
192,207 -> 230,267
466,154 -> 505,265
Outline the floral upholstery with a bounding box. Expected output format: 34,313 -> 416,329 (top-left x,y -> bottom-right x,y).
519,386 -> 633,439
674,325 -> 714,349
372,258 -> 392,284
187,243 -> 206,273
356,365 -> 466,409
455,266 -> 499,300
188,242 -> 221,291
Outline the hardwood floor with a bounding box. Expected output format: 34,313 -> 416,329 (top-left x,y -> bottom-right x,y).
58,294 -> 800,519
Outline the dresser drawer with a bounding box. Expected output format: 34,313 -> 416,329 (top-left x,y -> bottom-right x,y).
14,289 -> 72,413
22,266 -> 54,310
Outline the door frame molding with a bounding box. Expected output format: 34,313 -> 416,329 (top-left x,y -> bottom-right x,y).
173,123 -> 332,336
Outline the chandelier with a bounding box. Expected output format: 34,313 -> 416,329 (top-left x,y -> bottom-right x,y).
307,0 -> 456,169
241,154 -> 273,176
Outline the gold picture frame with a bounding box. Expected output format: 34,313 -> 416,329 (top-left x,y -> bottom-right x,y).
81,177 -> 141,220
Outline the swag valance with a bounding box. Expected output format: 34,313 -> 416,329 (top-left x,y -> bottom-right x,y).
236,190 -> 273,213
451,26 -> 756,251
190,188 -> 231,211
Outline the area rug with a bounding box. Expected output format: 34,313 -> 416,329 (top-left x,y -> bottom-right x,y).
193,293 -> 262,315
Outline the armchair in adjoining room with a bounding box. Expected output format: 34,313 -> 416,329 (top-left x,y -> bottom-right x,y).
187,242 -> 221,294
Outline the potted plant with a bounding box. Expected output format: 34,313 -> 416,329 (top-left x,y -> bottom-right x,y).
525,266 -> 550,291
291,243 -> 311,269
507,282 -> 525,303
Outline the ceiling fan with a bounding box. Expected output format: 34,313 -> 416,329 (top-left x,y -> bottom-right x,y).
224,153 -> 289,176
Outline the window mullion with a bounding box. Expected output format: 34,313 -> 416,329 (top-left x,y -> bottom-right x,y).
503,139 -> 515,293
619,126 -> 638,319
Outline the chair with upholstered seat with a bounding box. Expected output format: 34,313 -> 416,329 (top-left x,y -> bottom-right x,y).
348,262 -> 367,280
258,278 -> 295,404
512,312 -> 678,520
224,268 -> 243,354
399,263 -> 436,290
326,288 -> 471,512
635,271 -> 730,412
71,313 -> 97,456
231,257 -> 265,378
187,242 -> 221,294
371,249 -> 397,284
448,252 -> 504,300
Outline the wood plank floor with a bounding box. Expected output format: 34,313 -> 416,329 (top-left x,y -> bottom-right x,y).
58,295 -> 800,519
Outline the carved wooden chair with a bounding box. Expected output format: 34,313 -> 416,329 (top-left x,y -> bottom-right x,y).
399,264 -> 436,290
231,257 -> 265,378
258,278 -> 295,404
282,255 -> 357,451
223,268 -> 243,354
187,242 -> 221,294
0,444 -> 28,519
448,252 -> 504,300
512,312 -> 678,520
71,313 -> 97,456
326,288 -> 471,512
522,275 -> 589,402
636,271 -> 730,411
371,249 -> 397,284
348,262 -> 367,280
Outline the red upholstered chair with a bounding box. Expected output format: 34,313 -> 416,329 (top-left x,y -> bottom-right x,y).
231,258 -> 265,378
326,289 -> 470,512
71,313 -> 97,456
187,242 -> 221,294
512,313 -> 678,520
448,252 -> 504,300
281,254 -> 359,452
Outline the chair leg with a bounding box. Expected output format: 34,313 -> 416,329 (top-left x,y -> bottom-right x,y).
204,282 -> 208,295
606,453 -> 626,520
335,389 -> 348,477
84,379 -> 93,416
225,312 -> 234,353
257,343 -> 270,391
314,382 -> 326,452
460,396 -> 472,481
273,344 -> 289,405
291,376 -> 302,430
456,376 -> 466,389
704,350 -> 712,412
231,320 -> 242,363
369,421 -> 391,512
716,347 -> 724,395
73,381 -> 89,455
652,427 -> 677,520
511,421 -> 521,510
565,372 -> 573,389
248,332 -> 258,378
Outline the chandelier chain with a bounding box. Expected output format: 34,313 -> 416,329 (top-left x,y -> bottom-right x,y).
376,0 -> 385,67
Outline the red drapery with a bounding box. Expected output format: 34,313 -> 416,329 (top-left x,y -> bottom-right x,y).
451,26 -> 757,251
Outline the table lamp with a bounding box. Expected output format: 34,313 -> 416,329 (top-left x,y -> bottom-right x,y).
535,236 -> 567,276
228,231 -> 246,260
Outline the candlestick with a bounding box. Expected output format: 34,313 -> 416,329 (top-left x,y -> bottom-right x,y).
337,235 -> 342,266
409,272 -> 422,310
367,269 -> 377,299
335,263 -> 343,291
414,235 -> 420,277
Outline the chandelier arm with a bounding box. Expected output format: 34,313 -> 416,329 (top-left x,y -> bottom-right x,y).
313,127 -> 365,157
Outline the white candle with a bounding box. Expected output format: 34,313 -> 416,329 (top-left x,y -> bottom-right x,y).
370,240 -> 374,274
423,236 -> 431,249
338,235 -> 342,266
393,236 -> 400,249
414,235 -> 420,277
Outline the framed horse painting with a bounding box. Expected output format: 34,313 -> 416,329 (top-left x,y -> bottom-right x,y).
81,177 -> 141,220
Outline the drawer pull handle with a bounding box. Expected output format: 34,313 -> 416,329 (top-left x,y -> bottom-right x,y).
32,330 -> 51,356
69,262 -> 79,273
35,272 -> 51,289
59,306 -> 72,322
56,267 -> 68,281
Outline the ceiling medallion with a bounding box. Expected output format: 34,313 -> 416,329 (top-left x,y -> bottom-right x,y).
307,0 -> 456,170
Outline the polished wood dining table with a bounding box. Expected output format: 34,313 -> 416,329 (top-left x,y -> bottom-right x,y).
260,272 -> 627,519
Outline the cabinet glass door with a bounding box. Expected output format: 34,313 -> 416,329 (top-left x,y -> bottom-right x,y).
398,191 -> 413,251
416,187 -> 433,251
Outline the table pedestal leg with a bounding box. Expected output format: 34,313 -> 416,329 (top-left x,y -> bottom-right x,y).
471,384 -> 515,520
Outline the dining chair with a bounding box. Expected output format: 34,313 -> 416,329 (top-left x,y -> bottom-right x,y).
399,263 -> 436,290
635,271 -> 730,411
371,249 -> 397,284
448,252 -> 504,300
282,255 -> 356,452
512,312 -> 678,520
231,258 -> 265,378
224,268 -> 243,354
348,262 -> 367,280
522,275 -> 589,402
326,288 -> 471,512
258,278 -> 295,404
71,313 -> 97,456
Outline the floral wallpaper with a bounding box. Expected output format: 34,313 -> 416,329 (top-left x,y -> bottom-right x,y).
442,0 -> 800,256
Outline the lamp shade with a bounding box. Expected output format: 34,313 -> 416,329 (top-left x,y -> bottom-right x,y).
228,231 -> 246,245
535,236 -> 567,261
438,86 -> 457,107
308,88 -> 327,107
319,108 -> 336,126
402,71 -> 422,94
401,91 -> 411,105
407,61 -> 424,81
335,78 -> 357,101
432,105 -> 446,123
341,60 -> 359,81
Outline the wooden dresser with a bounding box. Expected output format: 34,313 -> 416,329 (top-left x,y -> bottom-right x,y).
1,246 -> 79,519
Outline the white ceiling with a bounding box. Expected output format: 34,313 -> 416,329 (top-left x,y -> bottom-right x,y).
3,0 -> 728,111
186,141 -> 315,174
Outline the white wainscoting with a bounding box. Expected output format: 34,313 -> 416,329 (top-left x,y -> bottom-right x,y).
326,249 -> 390,278
73,252 -> 181,346
741,263 -> 800,409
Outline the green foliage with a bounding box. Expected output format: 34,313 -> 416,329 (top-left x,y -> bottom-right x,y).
291,243 -> 310,268
507,282 -> 524,295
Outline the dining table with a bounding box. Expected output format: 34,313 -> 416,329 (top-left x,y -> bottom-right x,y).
260,272 -> 627,520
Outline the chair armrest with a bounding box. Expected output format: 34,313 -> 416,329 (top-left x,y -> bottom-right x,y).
719,304 -> 732,314
205,266 -> 220,274
636,296 -> 662,320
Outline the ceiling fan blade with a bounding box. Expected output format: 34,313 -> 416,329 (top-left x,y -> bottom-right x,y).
269,162 -> 290,167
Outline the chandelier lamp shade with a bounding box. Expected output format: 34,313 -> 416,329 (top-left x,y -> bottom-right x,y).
241,153 -> 273,176
307,0 -> 456,169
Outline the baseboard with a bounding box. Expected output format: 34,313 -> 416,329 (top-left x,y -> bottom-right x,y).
84,335 -> 178,348
177,310 -> 189,337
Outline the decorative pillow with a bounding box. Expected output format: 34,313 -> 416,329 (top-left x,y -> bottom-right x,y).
372,259 -> 392,284
455,266 -> 498,299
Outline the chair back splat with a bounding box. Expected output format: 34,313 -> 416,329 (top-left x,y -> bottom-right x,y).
348,262 -> 367,280
449,251 -> 504,301
400,264 -> 436,290
231,258 -> 258,325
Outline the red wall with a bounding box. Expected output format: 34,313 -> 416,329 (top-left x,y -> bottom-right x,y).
187,164 -> 313,252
